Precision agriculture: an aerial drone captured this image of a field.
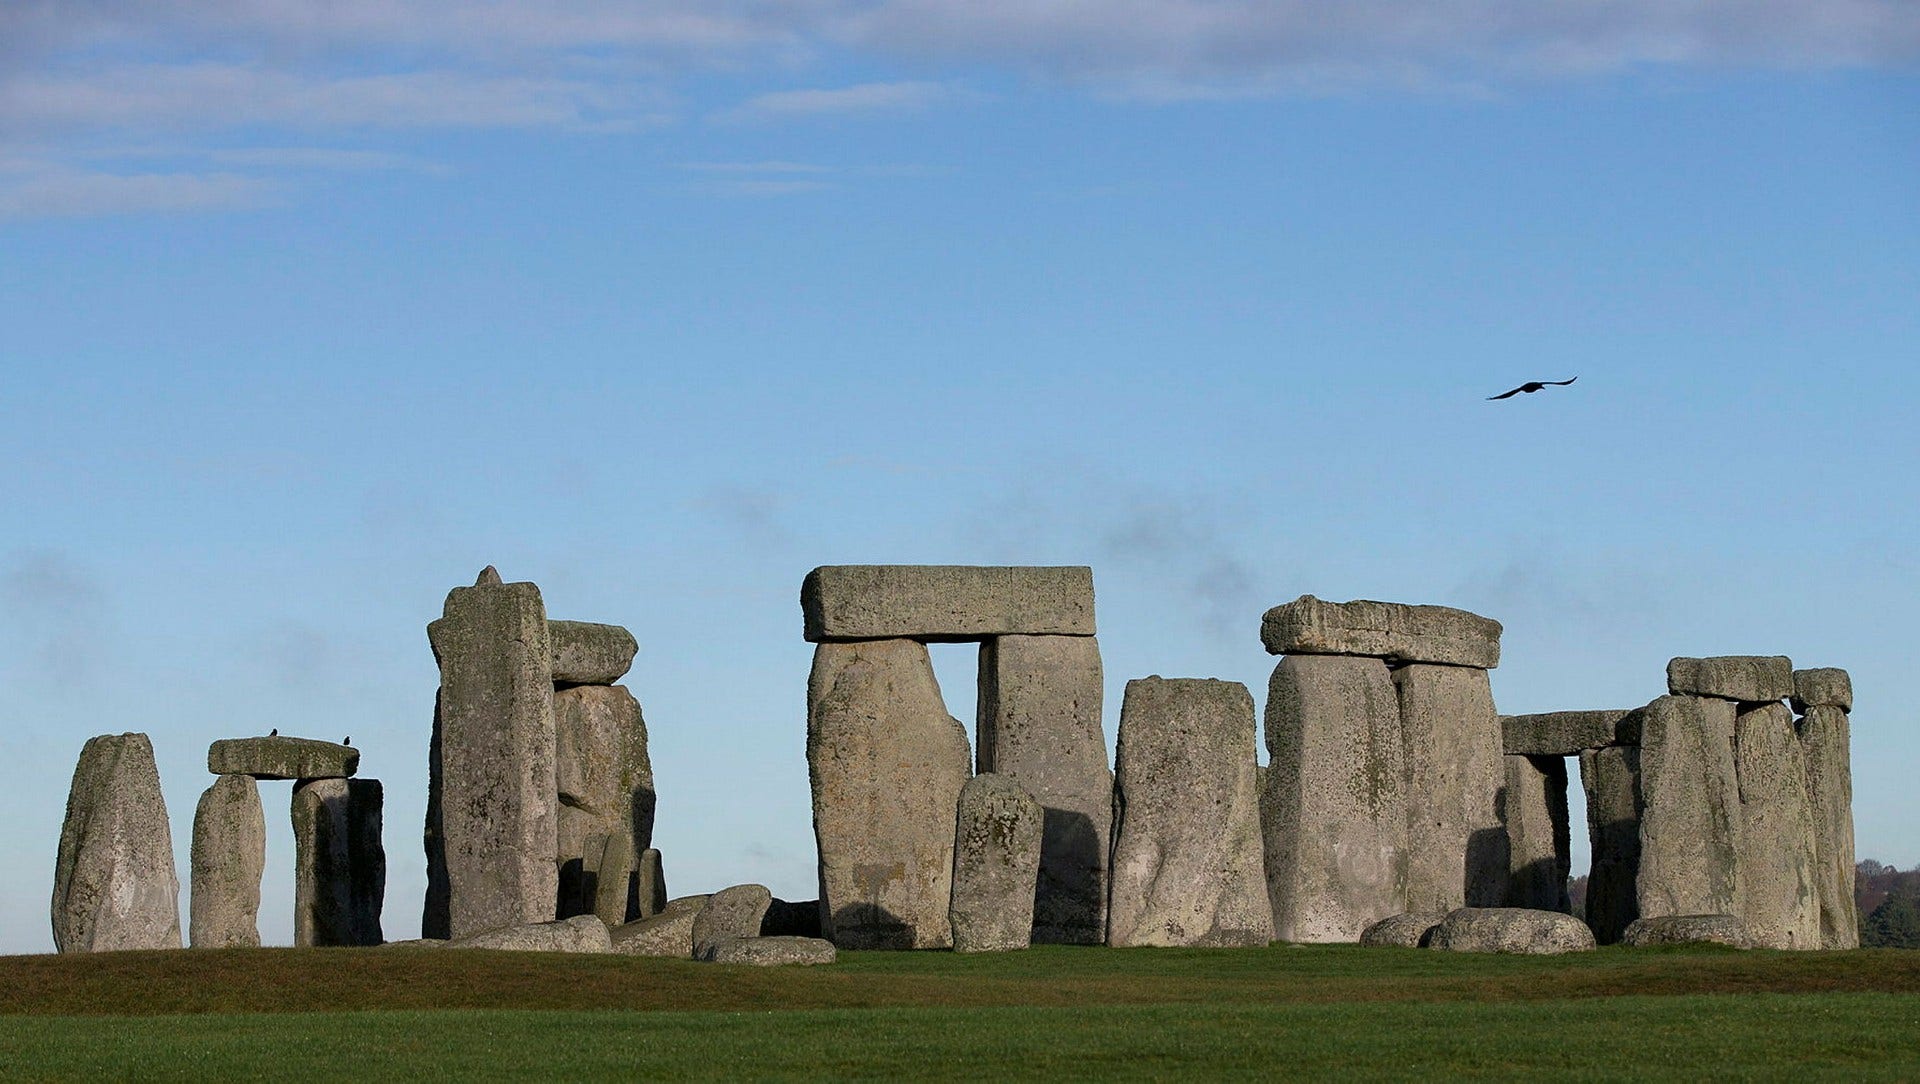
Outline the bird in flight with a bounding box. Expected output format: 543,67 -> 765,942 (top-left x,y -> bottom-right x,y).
1488,377 -> 1577,400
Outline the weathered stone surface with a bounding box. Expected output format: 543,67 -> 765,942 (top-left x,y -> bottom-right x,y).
190,774 -> 264,948
808,638 -> 971,950
1799,704 -> 1858,949
554,683 -> 653,923
762,898 -> 824,938
636,848 -> 668,919
206,737 -> 357,781
1502,755 -> 1570,913
549,620 -> 638,685
52,733 -> 182,953
448,914 -> 612,953
1500,710 -> 1640,756
1263,655 -> 1406,942
426,572 -> 557,940
976,634 -> 1109,945
1396,664 -> 1507,911
802,565 -> 1095,642
1109,678 -> 1272,947
1734,702 -> 1820,949
705,936 -> 837,966
1359,912 -> 1448,947
949,773 -> 1043,953
1792,668 -> 1853,713
692,884 -> 774,959
1260,595 -> 1502,668
1637,695 -> 1742,920
292,778 -> 385,947
610,895 -> 710,957
1666,656 -> 1793,702
1580,745 -> 1642,944
1621,913 -> 1753,948
1426,908 -> 1596,954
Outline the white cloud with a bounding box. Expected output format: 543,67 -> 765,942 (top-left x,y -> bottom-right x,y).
674,160 -> 835,174
205,146 -> 436,171
715,80 -> 967,122
0,162 -> 272,218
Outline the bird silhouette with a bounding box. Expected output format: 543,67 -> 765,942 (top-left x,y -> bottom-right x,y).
1488,377 -> 1577,400
268,728 -> 278,737
343,736 -> 352,746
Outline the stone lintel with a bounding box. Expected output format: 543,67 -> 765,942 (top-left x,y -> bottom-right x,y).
802,565 -> 1095,642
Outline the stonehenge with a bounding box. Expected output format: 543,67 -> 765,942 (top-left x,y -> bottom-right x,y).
292,778 -> 386,947
949,773 -> 1044,953
190,774 -> 265,948
53,733 -> 182,952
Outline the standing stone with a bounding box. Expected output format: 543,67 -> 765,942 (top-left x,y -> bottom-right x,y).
190,774 -> 265,948
1502,755 -> 1570,913
426,570 -> 557,939
949,773 -> 1043,953
808,638 -> 972,949
1666,656 -> 1793,702
803,565 -> 1095,641
976,634 -> 1110,945
1733,702 -> 1820,949
1637,695 -> 1742,920
52,733 -> 182,953
1395,664 -> 1506,910
588,831 -> 635,928
292,778 -> 385,947
1109,678 -> 1272,947
553,684 -> 653,923
1260,595 -> 1502,668
1799,703 -> 1858,948
636,848 -> 668,919
1580,744 -> 1642,944
692,884 -> 775,959
1263,655 -> 1406,942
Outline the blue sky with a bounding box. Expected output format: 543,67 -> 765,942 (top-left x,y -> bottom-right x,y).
2,2 -> 1916,952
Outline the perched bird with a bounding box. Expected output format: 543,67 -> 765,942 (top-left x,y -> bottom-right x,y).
268,728 -> 278,737
1488,377 -> 1577,400
343,736 -> 352,746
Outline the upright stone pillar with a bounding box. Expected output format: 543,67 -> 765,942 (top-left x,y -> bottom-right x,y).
554,683 -> 653,923
1109,678 -> 1270,947
1796,666 -> 1857,949
1501,754 -> 1570,912
426,567 -> 557,939
293,778 -> 385,947
949,773 -> 1043,953
1636,694 -> 1742,919
976,634 -> 1111,945
807,638 -> 971,949
1733,702 -> 1820,949
190,774 -> 265,947
1395,664 -> 1507,910
1580,744 -> 1642,944
52,733 -> 182,952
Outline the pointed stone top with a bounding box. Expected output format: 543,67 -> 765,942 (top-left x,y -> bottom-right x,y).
475,566 -> 502,586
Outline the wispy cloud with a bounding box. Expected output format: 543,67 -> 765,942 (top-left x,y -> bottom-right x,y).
674,160 -> 835,175
0,163 -> 272,219
205,147 -> 440,172
715,81 -> 970,123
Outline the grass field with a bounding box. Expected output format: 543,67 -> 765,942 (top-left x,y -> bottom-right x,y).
2,944 -> 1917,1079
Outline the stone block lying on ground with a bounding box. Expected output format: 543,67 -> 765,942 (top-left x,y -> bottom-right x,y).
207,737 -> 358,780
1259,595 -> 1501,668
704,936 -> 837,966
949,773 -> 1043,953
610,895 -> 710,957
1665,656 -> 1793,702
692,884 -> 774,959
1359,912 -> 1448,948
448,914 -> 612,953
190,774 -> 265,948
802,565 -> 1095,642
549,620 -> 638,685
53,733 -> 182,953
1425,908 -> 1596,954
1791,668 -> 1852,713
1621,914 -> 1753,948
1500,710 -> 1641,756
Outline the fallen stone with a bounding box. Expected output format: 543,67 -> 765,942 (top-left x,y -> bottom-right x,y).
1396,664 -> 1507,911
705,936 -> 837,966
636,848 -> 668,919
448,914 -> 612,953
762,899 -> 824,939
1791,668 -> 1853,714
610,895 -> 710,957
949,773 -> 1043,953
1426,908 -> 1596,954
1580,745 -> 1643,944
378,938 -> 446,949
976,634 -> 1111,945
292,778 -> 385,947
1637,695 -> 1743,920
549,620 -> 639,685
1621,913 -> 1753,948
553,683 -> 653,922
1109,678 -> 1272,948
1502,755 -> 1571,913
1500,710 -> 1640,756
802,565 -> 1095,642
1359,912 -> 1448,947
52,733 -> 182,953
206,737 -> 358,781
1259,595 -> 1502,669
692,884 -> 774,959
1263,655 -> 1406,942
189,774 -> 265,948
1799,704 -> 1858,949
1666,656 -> 1793,702
808,638 -> 971,949
1733,702 -> 1820,949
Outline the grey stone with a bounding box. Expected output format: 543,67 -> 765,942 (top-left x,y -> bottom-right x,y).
1621,913 -> 1753,948
610,895 -> 710,957
761,898 -> 824,938
1500,710 -> 1641,756
692,884 -> 774,959
1260,595 -> 1502,669
949,773 -> 1043,953
1733,702 -> 1820,949
426,573 -> 557,939
582,831 -> 634,928
553,684 -> 653,923
206,737 -> 357,781
1359,912 -> 1448,947
1791,668 -> 1853,713
1396,664 -> 1507,910
1799,704 -> 1858,949
1666,656 -> 1793,702
292,778 -> 385,947
1263,655 -> 1406,942
976,634 -> 1110,945
378,938 -> 446,948
1426,908 -> 1596,954
808,638 -> 971,950
1109,678 -> 1272,948
1580,745 -> 1643,944
189,774 -> 265,948
705,936 -> 837,966
52,733 -> 182,953
1502,755 -> 1570,913
802,565 -> 1095,642
1637,695 -> 1743,920
549,620 -> 639,685
636,848 -> 668,919
448,914 -> 612,953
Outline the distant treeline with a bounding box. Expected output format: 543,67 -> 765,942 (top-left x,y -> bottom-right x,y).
1561,862 -> 1917,947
